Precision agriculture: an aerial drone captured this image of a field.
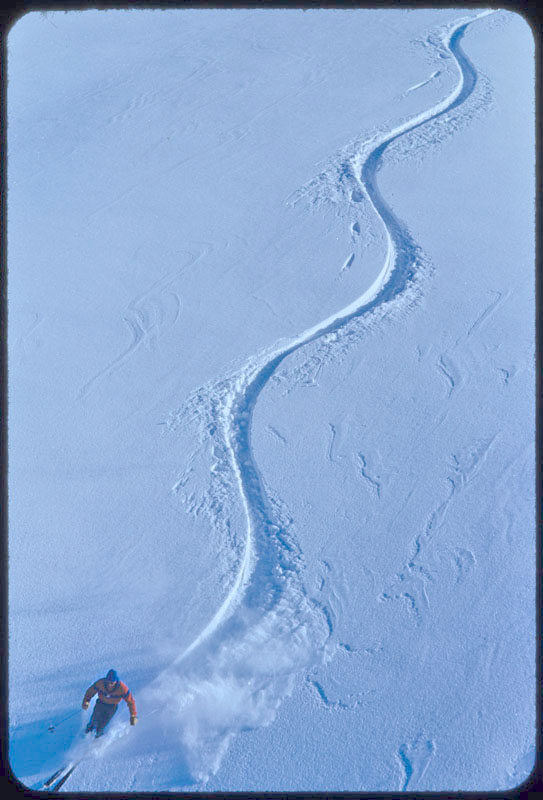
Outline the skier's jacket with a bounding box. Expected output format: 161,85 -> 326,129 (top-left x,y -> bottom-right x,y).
83,678 -> 137,716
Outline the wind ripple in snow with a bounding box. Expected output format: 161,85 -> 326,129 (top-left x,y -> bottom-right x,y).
140,11 -> 494,785
77,244 -> 209,399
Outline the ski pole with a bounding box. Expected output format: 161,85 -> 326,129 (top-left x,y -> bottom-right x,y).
134,707 -> 160,725
48,709 -> 81,733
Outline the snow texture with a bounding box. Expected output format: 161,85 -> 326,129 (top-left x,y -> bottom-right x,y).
8,7 -> 535,793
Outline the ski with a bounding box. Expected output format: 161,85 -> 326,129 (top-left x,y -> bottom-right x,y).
51,762 -> 80,791
43,767 -> 66,788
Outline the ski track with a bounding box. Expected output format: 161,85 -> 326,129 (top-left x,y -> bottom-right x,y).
88,11 -> 495,788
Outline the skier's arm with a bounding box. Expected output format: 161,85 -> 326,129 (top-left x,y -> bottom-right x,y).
122,688 -> 137,721
82,683 -> 98,709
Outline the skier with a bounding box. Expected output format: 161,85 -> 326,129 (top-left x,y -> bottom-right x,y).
82,669 -> 137,737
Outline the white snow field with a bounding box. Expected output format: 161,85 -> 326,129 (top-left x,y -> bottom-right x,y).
8,7 -> 535,793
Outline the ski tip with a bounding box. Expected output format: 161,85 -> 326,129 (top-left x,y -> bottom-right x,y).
51,765 -> 77,792
42,767 -> 65,788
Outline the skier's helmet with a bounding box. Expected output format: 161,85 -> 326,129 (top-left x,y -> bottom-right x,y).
106,669 -> 119,683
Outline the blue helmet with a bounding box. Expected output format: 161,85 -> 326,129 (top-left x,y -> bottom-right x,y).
106,669 -> 119,683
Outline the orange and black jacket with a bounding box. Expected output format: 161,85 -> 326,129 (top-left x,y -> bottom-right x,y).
84,678 -> 137,716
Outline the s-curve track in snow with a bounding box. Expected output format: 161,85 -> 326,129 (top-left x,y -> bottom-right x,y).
176,9 -> 494,658
149,10 -> 496,781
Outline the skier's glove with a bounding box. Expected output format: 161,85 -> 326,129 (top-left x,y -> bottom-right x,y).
82,701 -> 89,710
130,716 -> 138,726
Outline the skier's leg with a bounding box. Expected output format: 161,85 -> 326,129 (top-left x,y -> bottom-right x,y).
94,702 -> 118,737
86,700 -> 104,733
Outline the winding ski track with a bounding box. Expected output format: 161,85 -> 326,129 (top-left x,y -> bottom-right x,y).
130,13 -> 497,784
175,10 -> 494,666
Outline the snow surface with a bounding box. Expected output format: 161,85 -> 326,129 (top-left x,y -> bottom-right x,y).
8,7 -> 535,793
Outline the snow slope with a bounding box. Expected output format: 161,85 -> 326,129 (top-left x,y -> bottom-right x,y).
8,7 -> 535,792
